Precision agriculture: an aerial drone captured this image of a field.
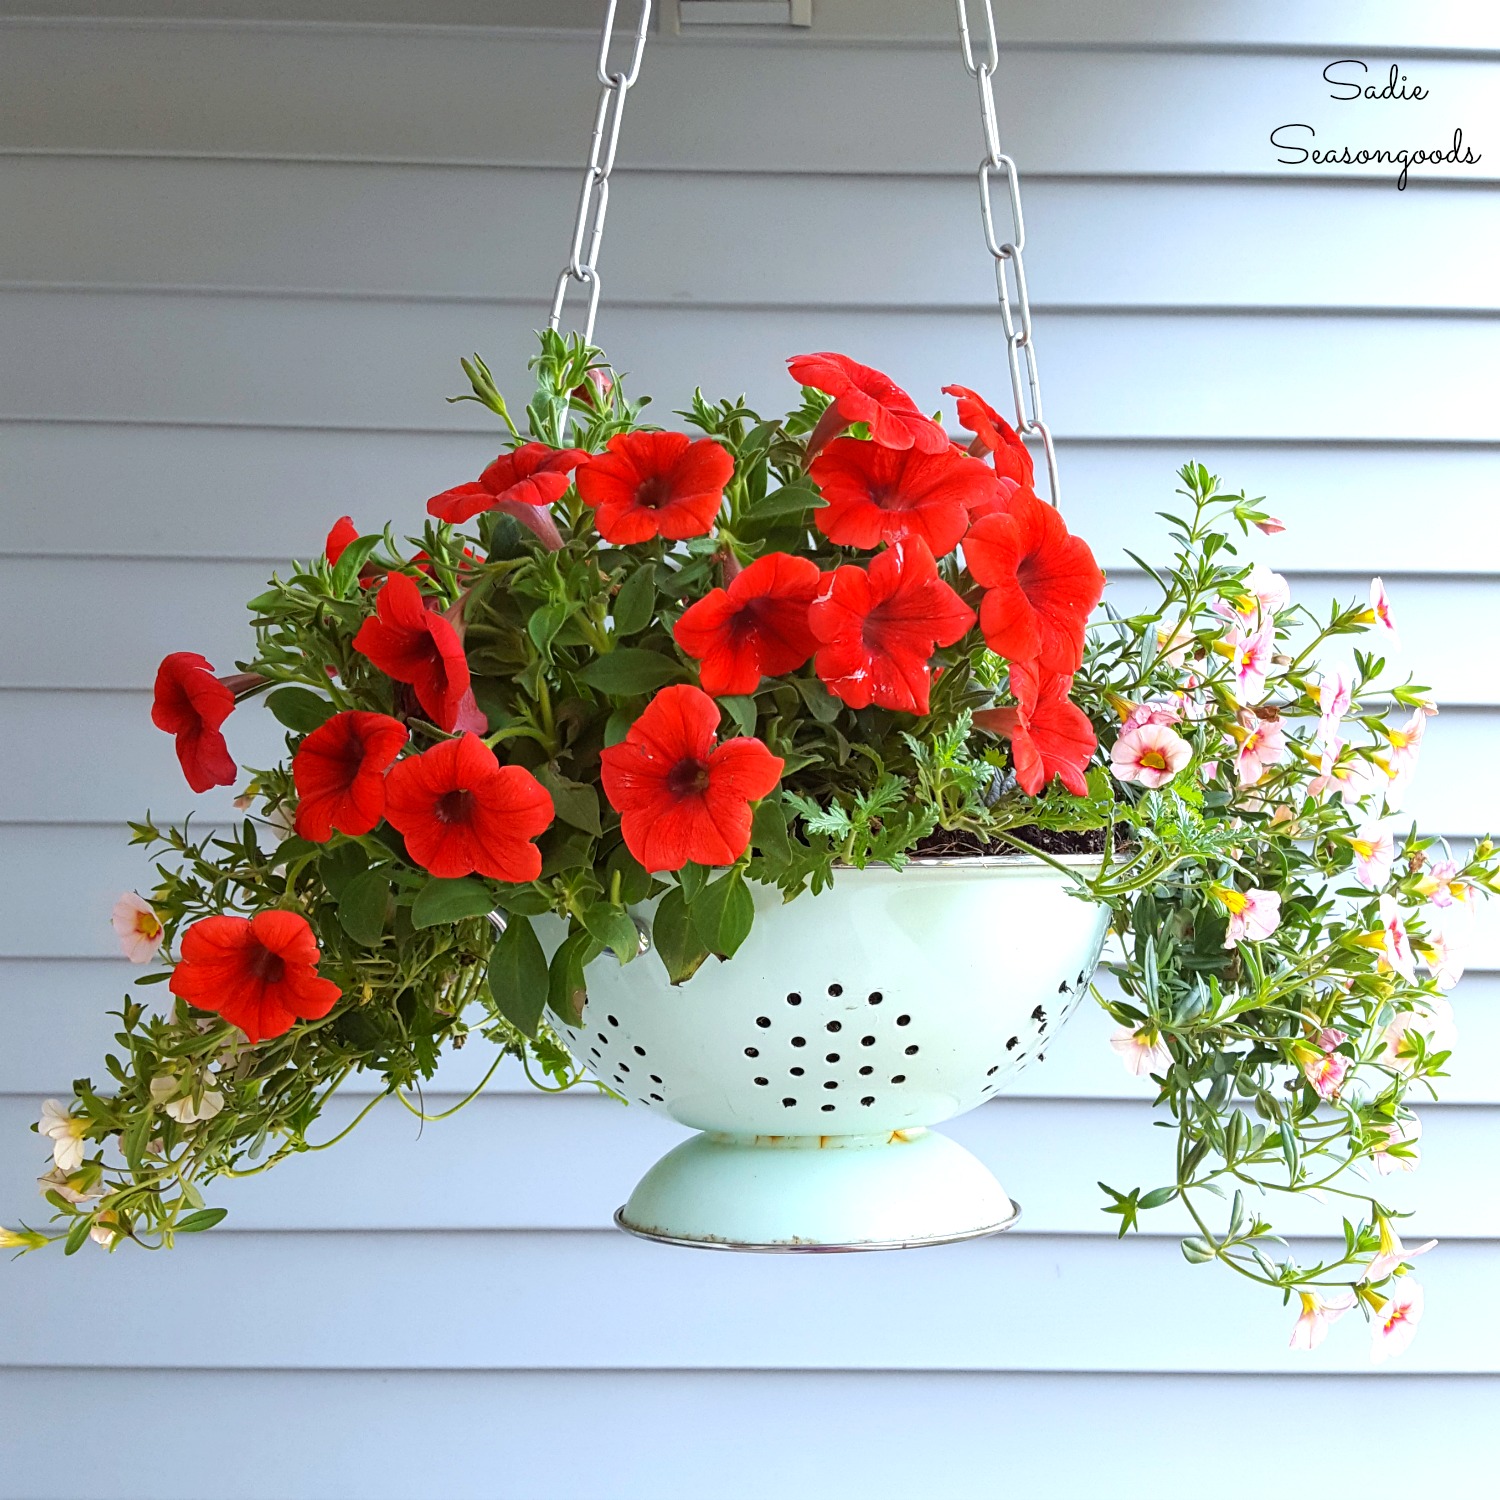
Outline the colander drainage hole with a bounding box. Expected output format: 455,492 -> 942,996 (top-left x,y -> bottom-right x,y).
650,1074 -> 662,1084
904,1044 -> 920,1056
896,1014 -> 911,1026
791,1036 -> 806,1048
786,992 -> 802,1006
826,1052 -> 840,1063
823,1080 -> 838,1090
744,1047 -> 759,1058
790,1066 -> 805,1076
754,1077 -> 769,1086
1032,1005 -> 1047,1025
755,1016 -> 771,1028
826,1021 -> 842,1033
650,1093 -> 663,1102
782,1097 -> 797,1107
596,1033 -> 609,1045
861,1096 -> 875,1106
859,1065 -> 873,1076
607,1015 -> 619,1027
868,991 -> 883,1005
861,1035 -> 875,1046
633,1046 -> 646,1057
1006,1035 -> 1020,1051
619,1063 -> 629,1073
1057,981 -> 1070,994
987,1065 -> 1000,1076
828,984 -> 843,996
891,1073 -> 907,1084
821,1104 -> 836,1112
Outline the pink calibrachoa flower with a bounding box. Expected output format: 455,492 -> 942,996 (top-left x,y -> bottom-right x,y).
1370,1280 -> 1424,1364
1307,738 -> 1382,808
1111,721 -> 1193,789
1214,884 -> 1282,946
1109,1025 -> 1173,1078
1317,668 -> 1351,750
1121,699 -> 1180,733
1301,1027 -> 1349,1101
1227,625 -> 1275,703
1424,920 -> 1469,992
1378,894 -> 1417,981
1235,712 -> 1287,787
1289,1288 -> 1356,1350
1254,514 -> 1286,536
1156,621 -> 1196,668
1216,563 -> 1290,629
1347,820 -> 1396,890
38,1100 -> 88,1173
111,892 -> 164,964
1373,1114 -> 1422,1176
1380,708 -> 1429,809
1369,577 -> 1398,645
1368,1222 -> 1437,1282
1420,858 -> 1471,909
1382,996 -> 1458,1072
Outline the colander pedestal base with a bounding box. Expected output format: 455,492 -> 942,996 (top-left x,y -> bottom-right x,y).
614,1126 -> 1019,1252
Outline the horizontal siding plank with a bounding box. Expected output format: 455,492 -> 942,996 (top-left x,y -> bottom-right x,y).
5,561 -> 1493,703
5,425 -> 1498,574
2,24 -> 1496,180
1,1366 -> 1494,1500
6,158 -> 1499,313
8,958 -> 1500,1104
5,293 -> 1497,444
1,1088 -> 1491,1237
4,691 -> 1494,837
0,1227 -> 1492,1373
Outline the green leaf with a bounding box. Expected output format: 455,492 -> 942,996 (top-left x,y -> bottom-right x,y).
176,1207 -> 230,1233
318,840 -> 368,898
580,902 -> 643,964
652,886 -> 710,985
487,915 -> 550,1038
63,1216 -> 93,1256
1138,1186 -> 1177,1210
577,648 -> 687,698
535,763 -> 602,836
691,868 -> 755,960
331,534 -> 382,594
753,480 -> 826,520
266,686 -> 338,735
1180,1237 -> 1216,1264
547,928 -> 597,1028
794,677 -> 842,725
605,842 -> 653,905
678,863 -> 708,904
527,601 -> 570,657
411,877 -> 496,929
750,799 -> 792,872
611,564 -> 658,637
338,869 -> 392,946
720,695 -> 758,737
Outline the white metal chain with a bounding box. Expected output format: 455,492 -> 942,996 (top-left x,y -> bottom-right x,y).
547,0 -> 653,348
956,0 -> 1060,507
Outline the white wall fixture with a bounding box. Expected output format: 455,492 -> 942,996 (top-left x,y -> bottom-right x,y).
562,860 -> 1109,1249
676,1 -> 814,29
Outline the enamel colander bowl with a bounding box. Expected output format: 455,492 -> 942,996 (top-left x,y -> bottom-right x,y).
558,857 -> 1108,1251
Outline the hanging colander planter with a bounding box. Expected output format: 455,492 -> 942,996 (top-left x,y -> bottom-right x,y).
562,858 -> 1107,1249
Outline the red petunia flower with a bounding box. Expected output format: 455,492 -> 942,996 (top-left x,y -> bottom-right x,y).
808,539 -> 976,715
169,909 -> 342,1044
808,437 -> 1002,557
575,431 -> 734,545
673,552 -> 821,697
599,684 -> 784,872
353,572 -> 471,732
151,652 -> 238,793
788,351 -> 947,456
426,443 -> 589,546
964,486 -> 1105,675
943,385 -> 1035,488
325,515 -> 359,565
291,710 -> 409,843
973,661 -> 1095,797
384,733 -> 554,882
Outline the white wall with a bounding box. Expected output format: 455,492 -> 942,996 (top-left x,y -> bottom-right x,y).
1,6 -> 1497,1496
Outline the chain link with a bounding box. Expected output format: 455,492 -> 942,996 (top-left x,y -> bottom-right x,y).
547,0 -> 653,348
955,0 -> 1059,507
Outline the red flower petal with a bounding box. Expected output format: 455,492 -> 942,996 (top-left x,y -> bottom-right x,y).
787,351 -> 947,454
291,710 -> 409,843
673,551 -> 821,696
325,516 -> 359,566
575,431 -> 733,545
808,437 -> 1000,557
428,444 -> 587,525
976,662 -> 1096,797
599,684 -> 784,872
151,652 -> 238,793
942,384 -> 1035,487
383,733 -> 554,882
964,487 -> 1104,675
352,572 -> 472,731
169,910 -> 341,1044
808,539 -> 976,715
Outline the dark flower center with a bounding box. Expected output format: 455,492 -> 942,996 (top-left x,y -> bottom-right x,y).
664,758 -> 712,797
435,789 -> 475,824
248,944 -> 286,985
634,477 -> 672,511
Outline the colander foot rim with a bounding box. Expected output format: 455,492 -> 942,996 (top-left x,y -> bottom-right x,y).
612,1200 -> 1022,1253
